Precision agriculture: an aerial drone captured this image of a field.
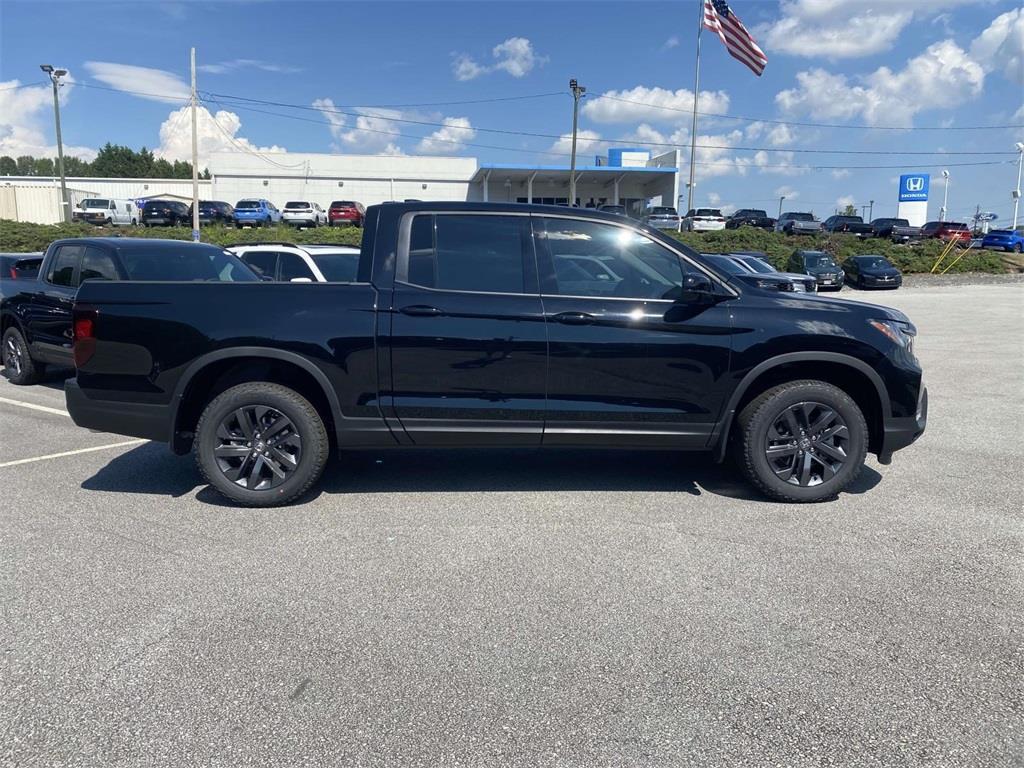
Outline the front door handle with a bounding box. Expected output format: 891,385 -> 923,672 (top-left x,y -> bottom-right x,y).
550,311 -> 595,325
399,304 -> 444,317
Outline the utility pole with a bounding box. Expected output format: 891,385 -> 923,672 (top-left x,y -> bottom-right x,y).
568,79 -> 585,208
191,47 -> 200,241
1013,142 -> 1024,229
40,64 -> 69,223
940,169 -> 950,222
778,195 -> 785,219
868,199 -> 874,221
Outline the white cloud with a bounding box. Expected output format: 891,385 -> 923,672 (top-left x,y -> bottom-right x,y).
155,105 -> 286,164
547,129 -> 604,157
452,37 -> 547,80
744,121 -> 796,146
971,9 -> 1024,85
312,98 -> 348,149
198,59 -> 303,75
336,108 -> 405,155
831,169 -> 851,179
663,36 -> 680,50
84,61 -> 190,104
760,0 -> 980,59
416,117 -> 476,155
583,85 -> 730,124
774,185 -> 799,201
0,77 -> 97,161
776,39 -> 985,127
836,195 -> 856,210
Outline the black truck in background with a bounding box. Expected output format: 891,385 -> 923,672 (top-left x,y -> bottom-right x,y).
1,239 -> 257,385
66,203 -> 928,506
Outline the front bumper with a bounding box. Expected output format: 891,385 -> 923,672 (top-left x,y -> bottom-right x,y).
66,378 -> 171,443
863,275 -> 902,287
878,386 -> 928,464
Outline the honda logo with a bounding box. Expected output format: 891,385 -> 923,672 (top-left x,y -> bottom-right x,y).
906,177 -> 925,192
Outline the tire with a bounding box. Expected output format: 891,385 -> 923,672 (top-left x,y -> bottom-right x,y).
1014,244 -> 1022,254
131,218 -> 137,226
735,380 -> 867,503
2,327 -> 45,386
104,217 -> 112,226
195,382 -> 329,507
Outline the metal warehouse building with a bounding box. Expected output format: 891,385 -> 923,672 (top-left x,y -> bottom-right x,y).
1,148 -> 680,224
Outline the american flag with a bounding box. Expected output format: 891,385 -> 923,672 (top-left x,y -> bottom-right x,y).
703,0 -> 768,77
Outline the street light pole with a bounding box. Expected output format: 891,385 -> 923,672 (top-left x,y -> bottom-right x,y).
1013,142 -> 1024,229
191,47 -> 200,241
940,169 -> 950,222
778,195 -> 785,219
40,64 -> 69,224
568,79 -> 586,208
868,199 -> 874,221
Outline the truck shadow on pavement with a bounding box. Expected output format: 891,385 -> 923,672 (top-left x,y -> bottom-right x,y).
81,443 -> 883,506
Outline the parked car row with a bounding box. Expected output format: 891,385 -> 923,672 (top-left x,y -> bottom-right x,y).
72,198 -> 368,229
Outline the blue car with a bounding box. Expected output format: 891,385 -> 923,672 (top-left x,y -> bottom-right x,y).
981,228 -> 1024,253
233,198 -> 281,228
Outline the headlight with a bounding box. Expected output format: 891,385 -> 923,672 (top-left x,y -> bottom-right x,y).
869,318 -> 916,351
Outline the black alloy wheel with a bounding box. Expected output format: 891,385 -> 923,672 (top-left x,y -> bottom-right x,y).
763,402 -> 849,488
2,327 -> 43,385
3,332 -> 23,378
195,382 -> 329,506
213,404 -> 302,491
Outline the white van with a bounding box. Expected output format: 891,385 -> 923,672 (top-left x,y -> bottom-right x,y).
73,198 -> 137,226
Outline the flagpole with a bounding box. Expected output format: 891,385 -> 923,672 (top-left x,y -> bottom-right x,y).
686,0 -> 704,213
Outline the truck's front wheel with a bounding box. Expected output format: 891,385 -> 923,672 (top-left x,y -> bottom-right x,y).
195,382 -> 329,507
736,380 -> 867,503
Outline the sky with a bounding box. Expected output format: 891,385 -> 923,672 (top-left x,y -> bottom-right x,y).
1,0 -> 1022,223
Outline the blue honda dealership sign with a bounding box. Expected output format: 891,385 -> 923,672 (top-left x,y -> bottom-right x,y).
899,173 -> 930,202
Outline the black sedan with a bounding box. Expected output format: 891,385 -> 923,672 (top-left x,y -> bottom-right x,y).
843,255 -> 902,289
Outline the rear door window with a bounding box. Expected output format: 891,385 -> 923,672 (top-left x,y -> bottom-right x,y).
279,252 -> 317,281
403,214 -> 527,294
80,247 -> 120,282
239,250 -> 278,279
47,245 -> 84,287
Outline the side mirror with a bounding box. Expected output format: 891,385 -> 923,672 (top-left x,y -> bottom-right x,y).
674,272 -> 720,304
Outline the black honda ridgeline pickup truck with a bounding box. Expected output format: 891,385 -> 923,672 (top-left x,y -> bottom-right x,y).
65,203 -> 927,506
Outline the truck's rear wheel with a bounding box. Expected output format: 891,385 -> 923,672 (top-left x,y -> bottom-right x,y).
2,327 -> 45,385
195,382 -> 329,507
736,380 -> 867,503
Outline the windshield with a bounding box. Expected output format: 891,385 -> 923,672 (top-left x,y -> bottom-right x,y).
857,257 -> 893,270
285,201 -> 310,209
738,210 -> 767,218
143,200 -> 172,211
704,255 -> 746,275
695,209 -> 722,217
330,201 -> 356,208
600,205 -> 625,213
738,256 -> 775,274
311,252 -> 360,282
836,216 -> 863,223
805,253 -> 838,268
786,213 -> 814,222
235,200 -> 262,210
117,245 -> 258,282
80,199 -> 110,209
944,223 -> 969,231
650,207 -> 677,215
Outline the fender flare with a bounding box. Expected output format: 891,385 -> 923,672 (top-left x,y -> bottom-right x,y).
169,346 -> 343,441
710,351 -> 891,461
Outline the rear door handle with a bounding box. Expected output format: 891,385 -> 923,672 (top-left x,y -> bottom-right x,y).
550,311 -> 595,325
399,304 -> 444,317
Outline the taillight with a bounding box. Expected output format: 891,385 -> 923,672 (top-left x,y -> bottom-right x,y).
9,267 -> 16,279
73,308 -> 97,368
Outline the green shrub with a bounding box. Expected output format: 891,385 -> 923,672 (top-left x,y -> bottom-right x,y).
0,219 -> 1005,274
0,220 -> 364,253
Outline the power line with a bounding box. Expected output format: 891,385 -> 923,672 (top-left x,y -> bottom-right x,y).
590,93 -> 1024,132
200,97 -> 1016,173
205,91 -> 1016,156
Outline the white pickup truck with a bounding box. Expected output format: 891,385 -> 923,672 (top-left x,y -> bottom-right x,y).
72,198 -> 137,226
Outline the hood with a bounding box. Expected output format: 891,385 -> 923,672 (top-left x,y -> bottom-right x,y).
805,264 -> 840,275
861,266 -> 901,277
794,293 -> 911,324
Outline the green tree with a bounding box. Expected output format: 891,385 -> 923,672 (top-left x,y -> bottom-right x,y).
842,203 -> 858,216
33,157 -> 55,176
62,156 -> 93,176
0,156 -> 17,175
15,156 -> 37,175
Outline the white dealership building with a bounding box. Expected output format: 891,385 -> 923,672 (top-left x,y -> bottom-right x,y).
1,148 -> 680,224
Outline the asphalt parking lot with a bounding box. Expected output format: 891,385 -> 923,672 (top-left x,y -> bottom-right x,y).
2,280 -> 1022,767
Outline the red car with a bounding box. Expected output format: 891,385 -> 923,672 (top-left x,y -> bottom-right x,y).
328,200 -> 366,228
920,221 -> 971,242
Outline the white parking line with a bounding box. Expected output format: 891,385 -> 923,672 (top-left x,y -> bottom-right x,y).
0,396 -> 70,417
0,439 -> 146,468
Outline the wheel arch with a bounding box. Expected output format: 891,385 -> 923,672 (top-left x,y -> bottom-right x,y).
711,352 -> 891,461
170,348 -> 342,455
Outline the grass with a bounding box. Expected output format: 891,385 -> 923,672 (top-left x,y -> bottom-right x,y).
0,219 -> 1005,274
